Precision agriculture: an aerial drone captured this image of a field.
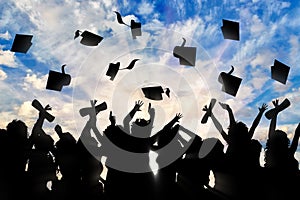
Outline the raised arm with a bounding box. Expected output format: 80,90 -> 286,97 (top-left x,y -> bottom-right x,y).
123,100 -> 143,133
219,102 -> 236,127
290,123 -> 300,155
31,104 -> 51,135
203,105 -> 229,143
151,113 -> 182,149
268,99 -> 279,139
248,103 -> 268,139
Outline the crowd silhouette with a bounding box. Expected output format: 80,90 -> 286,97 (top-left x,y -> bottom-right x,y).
0,98 -> 299,200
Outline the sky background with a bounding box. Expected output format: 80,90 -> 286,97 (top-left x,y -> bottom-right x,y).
0,0 -> 299,168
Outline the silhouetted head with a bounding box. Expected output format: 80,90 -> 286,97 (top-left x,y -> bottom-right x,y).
6,119 -> 28,142
228,121 -> 248,142
131,119 -> 153,138
134,118 -> 151,127
35,133 -> 54,151
55,132 -> 77,151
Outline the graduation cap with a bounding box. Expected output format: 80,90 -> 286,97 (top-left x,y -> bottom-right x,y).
10,34 -> 33,53
265,98 -> 290,120
74,30 -> 103,46
271,59 -> 290,84
141,86 -> 170,101
201,98 -> 216,124
173,38 -> 197,66
130,20 -> 142,39
221,19 -> 239,41
46,64 -> 71,91
218,66 -> 242,97
31,99 -> 55,122
79,100 -> 107,117
114,11 -> 142,39
106,59 -> 139,81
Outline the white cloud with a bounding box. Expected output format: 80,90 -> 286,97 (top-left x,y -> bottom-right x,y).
250,51 -> 275,68
0,69 -> 7,80
0,31 -> 11,40
250,15 -> 266,35
138,1 -> 154,15
0,49 -> 18,68
23,73 -> 48,91
18,101 -> 36,117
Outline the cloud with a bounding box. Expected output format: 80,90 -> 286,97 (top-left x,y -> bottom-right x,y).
250,15 -> 266,36
23,73 -> 48,91
0,31 -> 11,40
0,69 -> 7,80
0,49 -> 18,68
138,1 -> 154,15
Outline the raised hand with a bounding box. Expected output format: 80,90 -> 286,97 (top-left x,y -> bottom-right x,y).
219,102 -> 230,110
259,103 -> 268,112
202,105 -> 211,116
174,113 -> 183,122
109,111 -> 116,126
134,100 -> 144,111
272,99 -> 279,108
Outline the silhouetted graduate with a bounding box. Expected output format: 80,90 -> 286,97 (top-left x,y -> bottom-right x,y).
271,59 -> 290,84
46,64 -> 71,91
173,38 -> 197,66
141,86 -> 170,101
218,65 -> 242,97
114,11 -> 142,39
10,34 -> 33,53
106,59 -> 139,81
74,30 -> 103,46
221,19 -> 239,41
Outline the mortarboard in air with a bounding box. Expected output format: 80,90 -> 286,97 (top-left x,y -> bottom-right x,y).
31,99 -> 55,122
106,59 -> 139,81
142,86 -> 170,101
221,19 -> 239,41
74,30 -> 103,46
173,38 -> 197,66
10,34 -> 33,53
114,11 -> 142,39
46,64 -> 71,91
271,59 -> 290,84
130,20 -> 142,39
218,65 -> 242,97
79,100 -> 107,117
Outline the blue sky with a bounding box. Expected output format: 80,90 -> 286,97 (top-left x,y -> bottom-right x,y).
0,0 -> 299,166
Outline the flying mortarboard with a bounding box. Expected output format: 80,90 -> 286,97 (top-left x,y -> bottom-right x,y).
141,86 -> 170,101
114,11 -> 142,39
130,20 -> 142,39
173,38 -> 197,66
10,34 -> 33,53
221,19 -> 240,41
106,59 -> 139,81
218,66 -> 242,97
74,30 -> 103,46
271,59 -> 290,84
46,64 -> 71,91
